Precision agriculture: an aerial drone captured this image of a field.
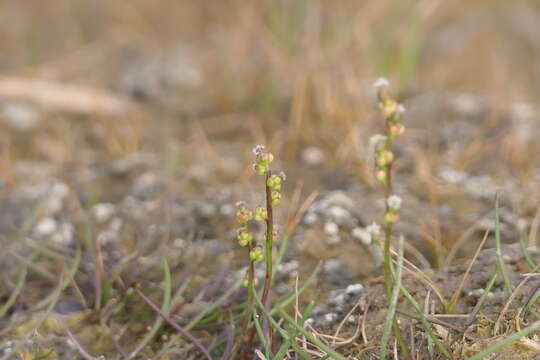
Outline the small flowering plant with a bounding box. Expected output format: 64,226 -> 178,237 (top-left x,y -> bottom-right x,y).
233,145 -> 286,359
372,78 -> 406,297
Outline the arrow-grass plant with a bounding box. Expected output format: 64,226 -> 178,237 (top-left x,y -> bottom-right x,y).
232,145 -> 285,360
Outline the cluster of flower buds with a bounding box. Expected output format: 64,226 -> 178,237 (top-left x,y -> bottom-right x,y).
268,171 -> 286,206
253,145 -> 274,175
249,247 -> 263,262
370,135 -> 392,184
373,78 -> 406,139
235,202 -> 255,248
385,195 -> 402,224
254,205 -> 268,222
371,78 -> 406,184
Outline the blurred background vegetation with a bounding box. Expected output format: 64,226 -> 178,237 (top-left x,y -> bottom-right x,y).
3,0 -> 540,358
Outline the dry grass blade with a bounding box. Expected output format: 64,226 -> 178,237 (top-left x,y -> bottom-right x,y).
528,206 -> 540,248
493,275 -> 531,335
0,76 -> 134,115
390,247 -> 447,308
466,320 -> 540,360
448,228 -> 490,313
444,218 -> 486,267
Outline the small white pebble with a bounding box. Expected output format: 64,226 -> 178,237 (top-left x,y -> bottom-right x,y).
301,147 -> 325,165
34,217 -> 57,237
345,283 -> 364,296
327,206 -> 351,224
352,227 -> 371,245
1,102 -> 40,131
51,223 -> 74,245
93,203 -> 116,223
220,203 -> 234,216
304,318 -> 315,328
324,222 -> 339,236
324,313 -> 338,324
303,212 -> 318,225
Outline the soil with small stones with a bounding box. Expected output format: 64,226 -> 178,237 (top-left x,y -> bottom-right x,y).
307,244 -> 540,359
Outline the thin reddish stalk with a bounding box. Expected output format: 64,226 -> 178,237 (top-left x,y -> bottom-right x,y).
135,288 -> 213,360
260,170 -> 274,342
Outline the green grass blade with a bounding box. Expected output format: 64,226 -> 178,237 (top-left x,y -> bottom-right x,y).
186,276 -> 243,330
0,266 -> 27,318
519,234 -> 536,271
252,306 -> 271,358
464,272 -> 498,330
380,238 -> 404,359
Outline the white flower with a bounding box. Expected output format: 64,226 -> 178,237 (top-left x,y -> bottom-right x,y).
373,77 -> 389,88
365,222 -> 381,237
369,134 -> 387,147
397,104 -> 406,114
387,195 -> 402,210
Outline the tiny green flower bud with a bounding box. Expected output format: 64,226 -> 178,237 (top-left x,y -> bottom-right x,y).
267,174 -> 283,191
259,152 -> 274,165
249,247 -> 264,262
271,191 -> 281,206
254,205 -> 268,221
376,154 -> 387,167
384,151 -> 394,163
237,230 -> 253,247
253,163 -> 267,175
236,205 -> 253,224
381,99 -> 398,119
